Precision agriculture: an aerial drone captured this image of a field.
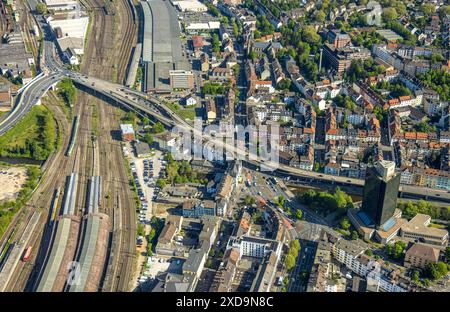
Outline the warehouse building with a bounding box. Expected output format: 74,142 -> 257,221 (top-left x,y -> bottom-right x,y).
169,70 -> 194,90
44,0 -> 78,11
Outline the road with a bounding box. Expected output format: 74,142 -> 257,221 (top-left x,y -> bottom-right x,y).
287,240 -> 317,292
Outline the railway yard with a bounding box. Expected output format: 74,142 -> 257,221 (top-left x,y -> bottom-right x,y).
0,0 -> 139,292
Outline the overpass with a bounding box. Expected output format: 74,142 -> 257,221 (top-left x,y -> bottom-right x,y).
0,14 -> 449,204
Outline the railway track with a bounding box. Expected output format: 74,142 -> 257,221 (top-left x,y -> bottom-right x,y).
116,0 -> 137,84
2,0 -> 138,292
76,0 -> 137,291
3,92 -> 74,291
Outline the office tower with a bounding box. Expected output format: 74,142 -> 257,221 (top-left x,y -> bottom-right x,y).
361,160 -> 400,228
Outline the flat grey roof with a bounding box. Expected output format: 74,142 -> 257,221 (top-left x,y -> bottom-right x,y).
141,0 -> 184,91
141,0 -> 183,63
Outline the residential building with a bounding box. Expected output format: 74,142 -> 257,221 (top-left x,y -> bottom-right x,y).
404,243 -> 440,269
322,43 -> 370,73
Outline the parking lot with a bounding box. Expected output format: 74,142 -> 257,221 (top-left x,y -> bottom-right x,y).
129,149 -> 164,224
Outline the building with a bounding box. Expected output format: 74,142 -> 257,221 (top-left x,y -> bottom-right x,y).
327,29 -> 351,48
200,53 -> 209,72
0,31 -> 34,83
348,207 -> 406,244
400,214 -> 449,248
182,200 -> 216,218
206,98 -> 217,122
250,251 -> 279,292
47,13 -> 90,55
184,95 -> 197,107
404,243 -> 440,269
0,80 -> 12,109
169,70 -> 194,90
64,47 -> 79,65
135,141 -> 151,158
227,235 -> 281,260
172,1 -> 207,12
120,124 -> 135,141
44,0 -> 78,11
361,160 -> 401,228
322,43 -> 371,73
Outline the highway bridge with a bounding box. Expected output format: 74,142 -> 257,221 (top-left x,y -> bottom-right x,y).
0,15 -> 449,204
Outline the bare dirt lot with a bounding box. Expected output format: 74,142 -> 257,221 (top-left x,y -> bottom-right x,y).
0,166 -> 27,202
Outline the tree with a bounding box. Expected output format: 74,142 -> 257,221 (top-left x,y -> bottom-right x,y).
302,26 -> 321,44
350,231 -> 359,240
36,3 -> 48,15
365,249 -> 373,257
146,243 -> 153,257
425,262 -> 448,280
421,3 -> 436,16
386,241 -> 407,259
290,240 -> 300,253
276,78 -> 291,91
440,5 -> 450,19
382,7 -> 398,22
137,223 -> 145,236
152,121 -> 164,134
212,33 -> 221,54
411,270 -> 420,284
244,195 -> 256,206
340,217 -> 351,231
142,116 -> 150,126
285,254 -> 296,271
248,50 -> 257,61
295,209 -> 302,220
144,133 -> 153,146
315,10 -> 326,23
57,78 -> 76,107
156,178 -> 167,189
445,247 -> 450,264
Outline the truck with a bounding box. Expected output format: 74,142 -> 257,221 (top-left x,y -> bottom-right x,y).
22,246 -> 32,262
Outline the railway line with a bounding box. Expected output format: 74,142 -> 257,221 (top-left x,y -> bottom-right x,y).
0,92 -> 75,292
116,0 -> 137,84
72,0 -> 138,291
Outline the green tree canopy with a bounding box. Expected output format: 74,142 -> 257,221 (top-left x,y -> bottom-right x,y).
285,254 -> 296,271
340,217 -> 351,231
36,3 -> 48,15
382,7 -> 398,22
152,121 -> 165,134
